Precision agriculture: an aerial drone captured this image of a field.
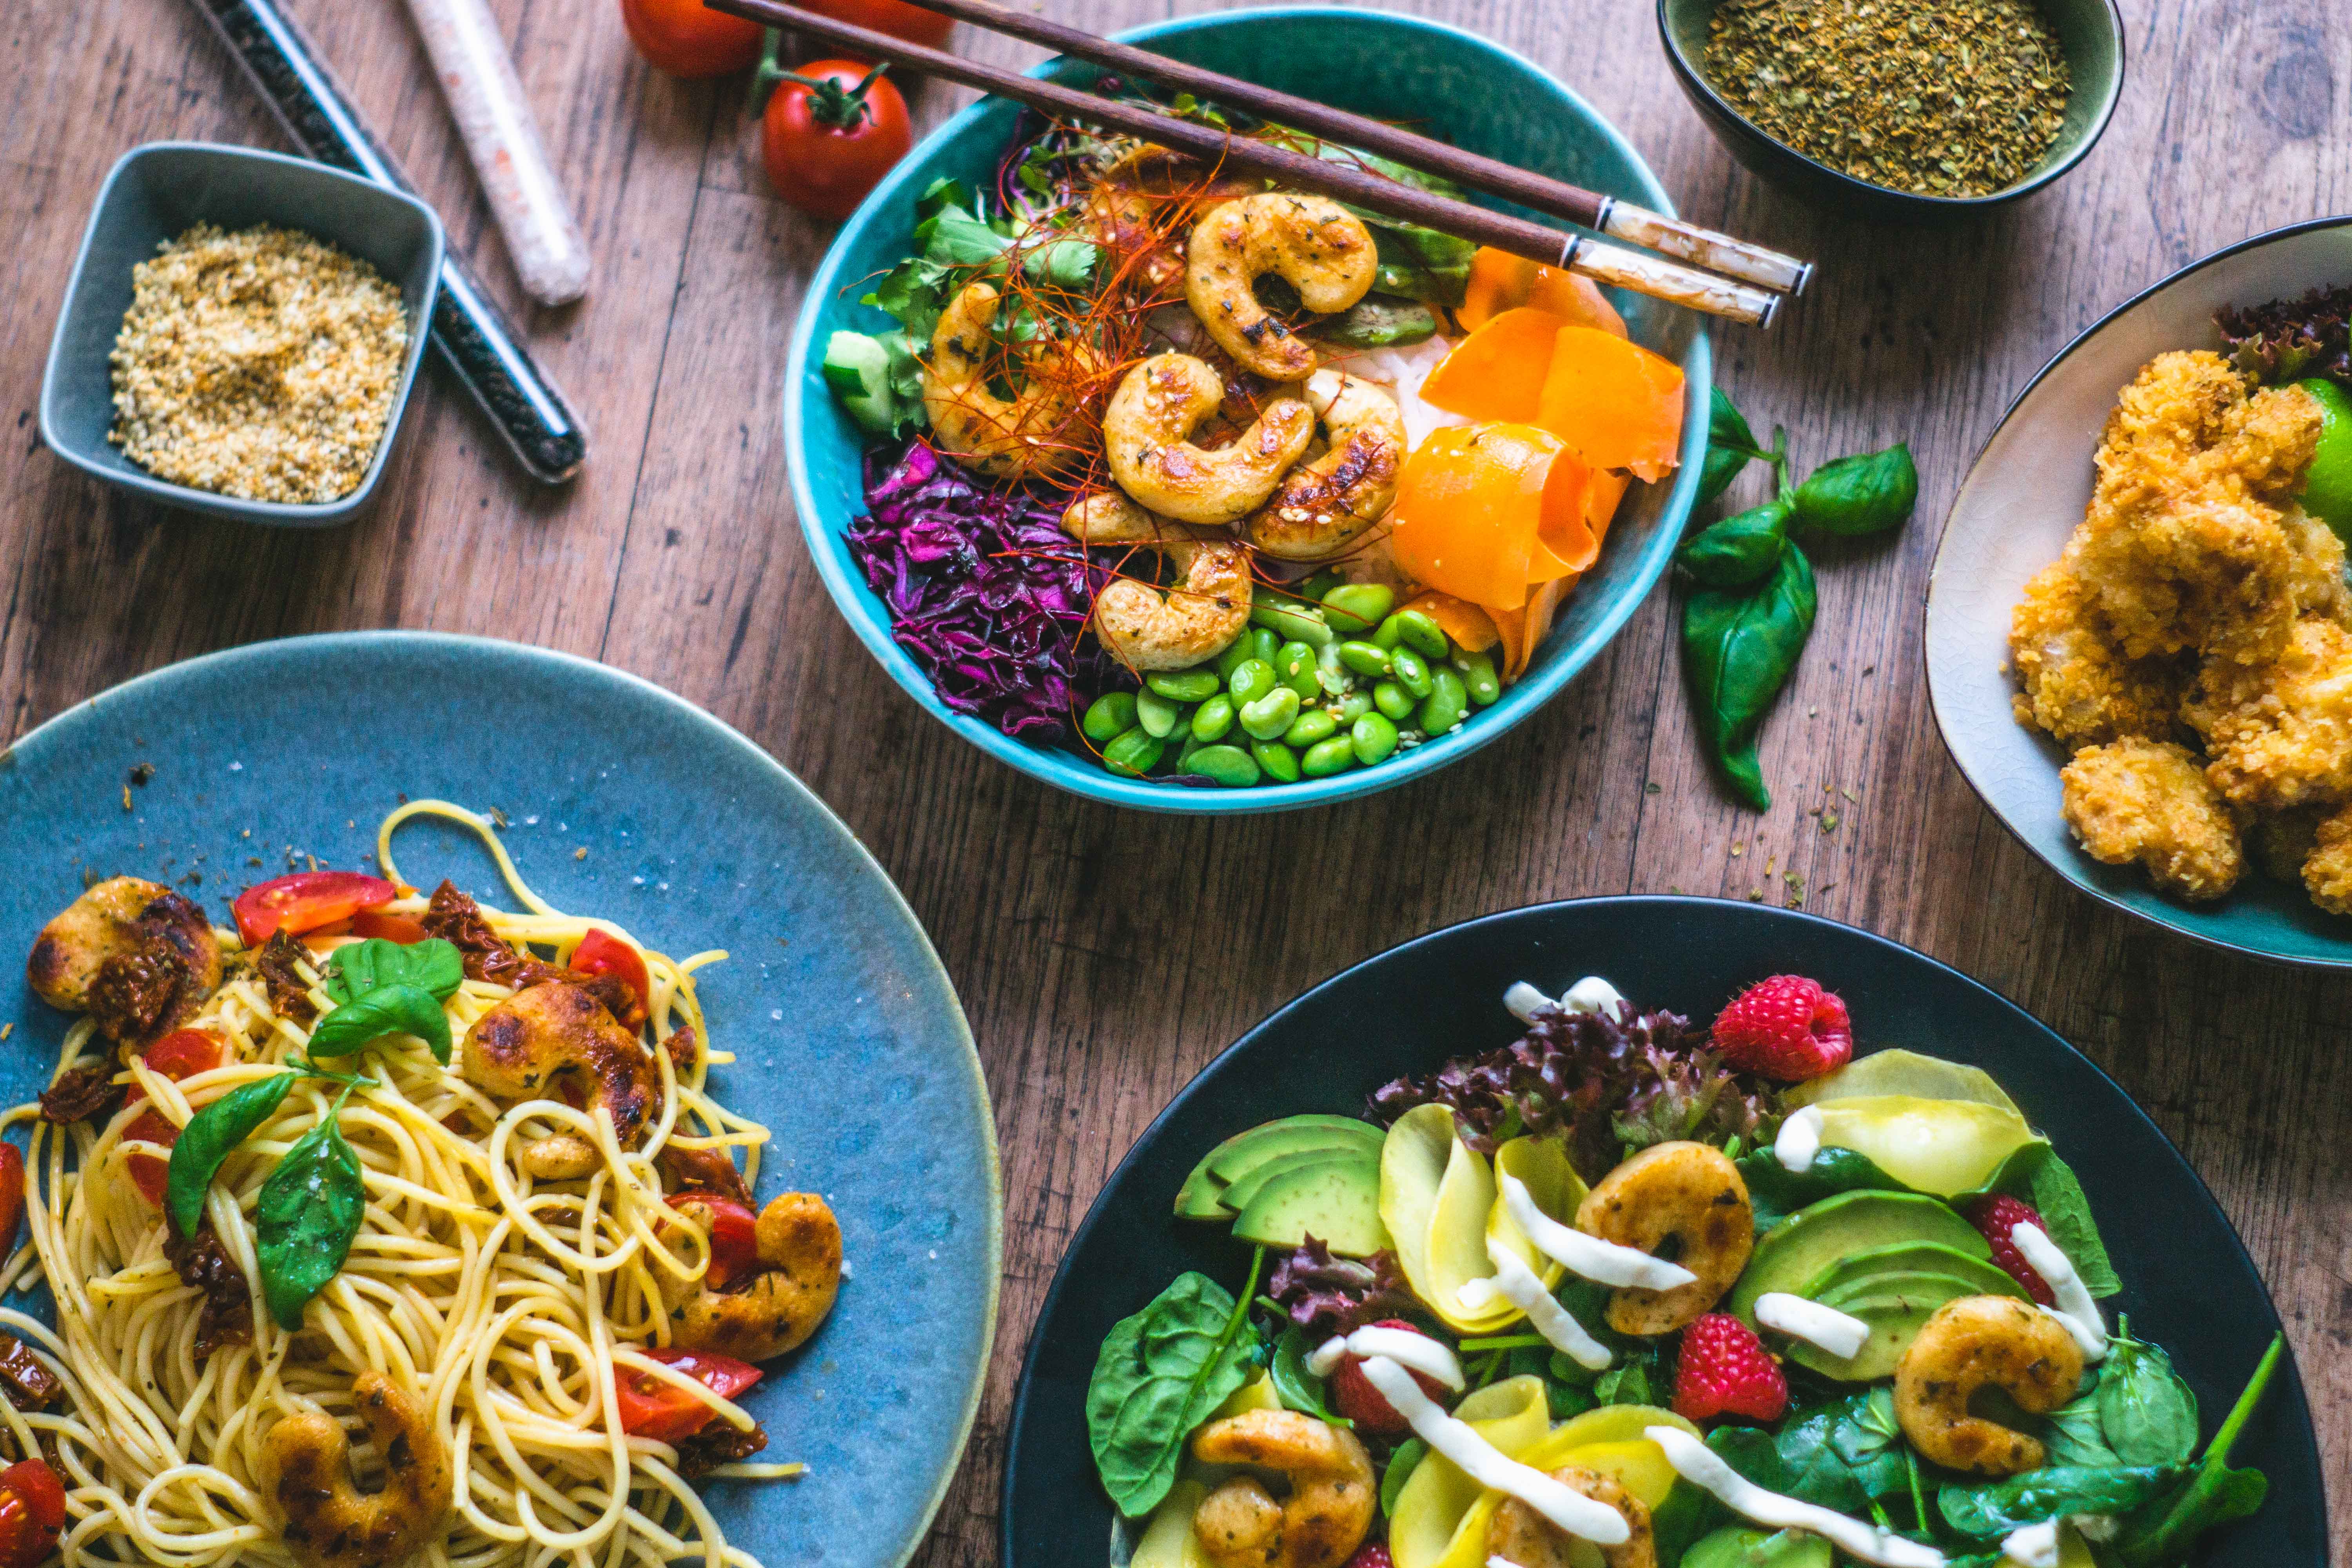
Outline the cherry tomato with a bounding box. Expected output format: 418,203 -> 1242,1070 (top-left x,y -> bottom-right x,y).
666,1192 -> 759,1289
122,1029 -> 222,1207
350,909 -> 432,944
0,1459 -> 64,1568
137,1029 -> 224,1087
613,1348 -> 763,1443
125,1117 -> 174,1207
621,0 -> 762,77
0,1147 -> 23,1257
762,60 -> 911,221
234,871 -> 397,947
792,0 -> 951,48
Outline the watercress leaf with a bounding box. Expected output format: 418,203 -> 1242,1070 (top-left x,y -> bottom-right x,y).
1270,1325 -> 1347,1425
1682,544 -> 1817,811
1380,1437 -> 1426,1517
1085,1272 -> 1258,1517
255,1106 -> 366,1331
1738,1146 -> 1910,1234
1939,1466 -> 2180,1540
1700,390 -> 1766,505
2027,1153 -> 2122,1299
2100,1335 -> 2201,1468
323,938 -> 463,1005
307,983 -> 450,1064
1681,501 -> 1793,587
165,1072 -> 298,1239
2044,1391 -> 2124,1469
1790,445 -> 1918,536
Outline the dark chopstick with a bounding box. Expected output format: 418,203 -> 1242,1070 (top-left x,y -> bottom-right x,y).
859,0 -> 1810,297
708,0 -> 1780,327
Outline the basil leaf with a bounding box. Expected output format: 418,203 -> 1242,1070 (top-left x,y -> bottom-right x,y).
1790,445 -> 1919,536
2100,1334 -> 2201,1467
2026,1152 -> 2122,1299
1700,389 -> 1766,505
1270,1325 -> 1347,1425
1085,1270 -> 1259,1517
1738,1145 -> 1909,1233
254,1103 -> 366,1331
1379,1437 -> 1426,1517
1939,1466 -> 2179,1539
1681,501 -> 1793,587
323,938 -> 463,1006
1682,544 -> 1817,811
308,983 -> 450,1064
165,1072 -> 298,1239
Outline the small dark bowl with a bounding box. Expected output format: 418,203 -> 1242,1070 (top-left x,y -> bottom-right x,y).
1657,0 -> 2125,223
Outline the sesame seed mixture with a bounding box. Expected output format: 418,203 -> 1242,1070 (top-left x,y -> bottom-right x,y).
107,223 -> 409,504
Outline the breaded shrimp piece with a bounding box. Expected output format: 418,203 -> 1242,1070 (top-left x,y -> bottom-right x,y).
2059,739 -> 2243,901
2184,617 -> 2352,811
2301,804 -> 2352,915
2009,559 -> 2189,746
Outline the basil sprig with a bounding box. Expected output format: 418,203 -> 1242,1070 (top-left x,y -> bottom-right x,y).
255,1086 -> 368,1331
164,1060 -> 373,1240
1683,544 -> 1817,811
308,984 -> 450,1064
323,937 -> 462,1006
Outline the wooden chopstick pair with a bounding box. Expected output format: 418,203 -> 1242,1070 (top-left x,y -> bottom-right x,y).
706,0 -> 1810,327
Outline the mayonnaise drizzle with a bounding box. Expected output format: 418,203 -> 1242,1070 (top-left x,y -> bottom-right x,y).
1504,982 -> 1553,1023
1303,1325 -> 1466,1390
1477,1236 -> 1612,1369
1503,976 -> 1626,1024
1775,1104 -> 1824,1172
2002,1521 -> 2060,1568
1500,1175 -> 1697,1291
2011,1223 -> 2108,1361
1755,1292 -> 1873,1360
1646,1426 -> 1946,1568
1359,1358 -> 1630,1545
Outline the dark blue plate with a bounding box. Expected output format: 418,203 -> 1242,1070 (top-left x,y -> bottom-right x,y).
1003,898 -> 2325,1566
0,632 -> 999,1568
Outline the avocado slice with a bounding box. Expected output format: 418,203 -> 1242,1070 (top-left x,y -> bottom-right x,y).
1791,1270 -> 2027,1381
1727,1190 -> 1987,1324
1818,1270 -> 2026,1315
1207,1116 -> 1384,1184
1175,1129 -> 1252,1220
1220,1150 -> 1377,1214
1799,1242 -> 2016,1303
1231,1156 -> 1388,1257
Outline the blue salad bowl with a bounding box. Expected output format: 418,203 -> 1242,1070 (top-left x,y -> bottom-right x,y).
785,7 -> 1712,813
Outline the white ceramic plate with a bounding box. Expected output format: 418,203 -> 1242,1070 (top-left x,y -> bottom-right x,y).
1925,216 -> 2352,967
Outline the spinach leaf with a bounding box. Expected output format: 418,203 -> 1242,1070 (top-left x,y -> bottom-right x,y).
1680,501 -> 1793,588
1270,1325 -> 1347,1425
1699,390 -> 1770,505
254,1091 -> 367,1331
1939,1466 -> 2179,1539
1379,1437 -> 1426,1517
1085,1267 -> 1261,1517
1682,1526 -> 1834,1568
1790,445 -> 1918,535
1593,1356 -> 1655,1408
1682,544 -> 1817,811
307,983 -> 451,1064
164,1072 -> 298,1239
1719,1391 -> 1910,1514
323,938 -> 463,1005
2026,1152 -> 2122,1299
1708,1426 -> 1795,1494
2045,1389 -> 2124,1469
2116,1333 -> 2283,1567
2100,1333 -> 2200,1468
1737,1145 -> 1909,1233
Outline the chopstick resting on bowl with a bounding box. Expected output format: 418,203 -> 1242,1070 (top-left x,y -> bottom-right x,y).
706,0 -> 1786,327
824,0 -> 1809,297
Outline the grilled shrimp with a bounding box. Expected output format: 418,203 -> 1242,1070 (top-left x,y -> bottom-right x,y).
1104,353 -> 1314,526
1186,193 -> 1378,380
1241,370 -> 1406,562
1063,490 -> 1252,670
462,981 -> 662,1178
1082,143 -> 1256,294
923,281 -> 1103,481
1575,1142 -> 1754,1336
1486,1466 -> 1657,1568
1190,1410 -> 1375,1568
263,1372 -> 454,1568
28,876 -> 222,1042
666,1192 -> 842,1362
1895,1295 -> 2084,1477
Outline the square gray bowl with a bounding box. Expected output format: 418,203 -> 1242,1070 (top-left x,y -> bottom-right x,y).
39,142 -> 444,526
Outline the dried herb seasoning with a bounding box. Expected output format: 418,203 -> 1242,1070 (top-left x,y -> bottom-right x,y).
1702,0 -> 2073,198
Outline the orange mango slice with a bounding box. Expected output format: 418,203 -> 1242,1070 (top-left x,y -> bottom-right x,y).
1534,327 -> 1686,481
1457,248 -> 1628,338
1389,423 -> 1591,613
1403,592 -> 1501,654
1418,308 -> 1563,426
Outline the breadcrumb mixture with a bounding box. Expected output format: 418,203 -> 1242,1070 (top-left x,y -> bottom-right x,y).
108,223 -> 408,504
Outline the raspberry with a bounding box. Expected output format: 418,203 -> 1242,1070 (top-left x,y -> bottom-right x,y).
1965,1194 -> 2057,1305
1342,1546 -> 1394,1568
1674,1313 -> 1789,1423
1327,1320 -> 1450,1437
1711,975 -> 1854,1082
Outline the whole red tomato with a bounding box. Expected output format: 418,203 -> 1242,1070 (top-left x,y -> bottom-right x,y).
793,0 -> 952,49
762,61 -> 911,221
621,0 -> 763,77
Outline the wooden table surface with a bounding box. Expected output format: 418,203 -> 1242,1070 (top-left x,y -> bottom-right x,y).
3,0 -> 2347,1560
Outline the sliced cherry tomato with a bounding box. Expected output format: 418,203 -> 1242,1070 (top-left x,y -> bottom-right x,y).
234,871 -> 397,947
572,929 -> 651,1012
350,909 -> 431,944
614,1348 -> 764,1443
792,0 -> 952,48
139,1028 -> 223,1085
0,1459 -> 64,1568
666,1192 -> 759,1290
0,1147 -> 24,1256
125,1123 -> 174,1207
762,60 -> 912,221
620,0 -> 762,77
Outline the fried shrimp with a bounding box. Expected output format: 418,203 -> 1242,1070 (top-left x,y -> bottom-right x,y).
1895,1295 -> 2084,1477
263,1372 -> 454,1568
1485,1465 -> 1657,1568
1574,1141 -> 1753,1336
1063,490 -> 1252,669
1242,370 -> 1407,562
1104,353 -> 1314,526
922,280 -> 1102,481
668,1192 -> 843,1362
1186,194 -> 1378,380
461,981 -> 663,1178
28,876 -> 221,1042
1190,1410 -> 1376,1568
2059,737 -> 2243,901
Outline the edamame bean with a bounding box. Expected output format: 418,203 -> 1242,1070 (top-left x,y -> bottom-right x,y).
1298,569 -> 1346,602
1321,583 -> 1396,634
1214,639 -> 1256,681
1174,733 -> 1208,770
1188,745 -> 1261,788
1274,642 -> 1321,699
1239,686 -> 1301,741
1390,646 -> 1434,699
1455,650 -> 1502,706
1228,659 -> 1277,705
1337,640 -> 1392,679
1301,735 -> 1358,778
1147,668 -> 1221,703
1082,692 -> 1137,744
1135,687 -> 1185,738
1102,728 -> 1165,777
1371,613 -> 1407,651
1352,712 -> 1400,765
1393,609 -> 1450,660
1250,740 -> 1301,783
1283,708 -> 1338,748
1334,690 -> 1375,723
1316,640 -> 1351,695
1372,680 -> 1415,722
1250,599 -> 1333,646
1248,626 -> 1279,666
1191,695 -> 1236,742
1418,667 -> 1468,735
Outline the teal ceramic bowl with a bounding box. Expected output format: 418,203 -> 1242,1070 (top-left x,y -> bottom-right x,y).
785,7 -> 1711,813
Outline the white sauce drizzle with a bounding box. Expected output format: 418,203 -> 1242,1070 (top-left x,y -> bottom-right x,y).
1503,976 -> 1625,1024
1477,1236 -> 1613,1369
1360,1358 -> 1630,1545
1775,1104 -> 1824,1172
2002,1521 -> 2060,1568
2010,1223 -> 2108,1361
1504,982 -> 1553,1023
1303,1325 -> 1466,1390
1500,1175 -> 1697,1291
1755,1292 -> 1873,1360
1646,1426 -> 1946,1568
